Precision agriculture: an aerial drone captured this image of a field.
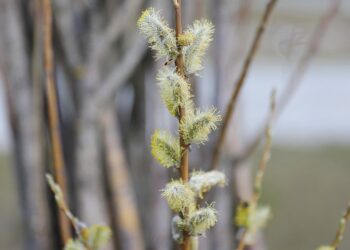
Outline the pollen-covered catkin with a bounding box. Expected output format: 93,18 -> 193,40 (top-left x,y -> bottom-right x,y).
137,8 -> 178,60
151,130 -> 180,168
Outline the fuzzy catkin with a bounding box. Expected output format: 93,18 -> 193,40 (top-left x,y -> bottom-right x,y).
151,130 -> 180,168
137,8 -> 178,60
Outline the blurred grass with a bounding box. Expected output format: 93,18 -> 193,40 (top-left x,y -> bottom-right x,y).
0,153 -> 22,250
0,145 -> 349,249
256,145 -> 350,250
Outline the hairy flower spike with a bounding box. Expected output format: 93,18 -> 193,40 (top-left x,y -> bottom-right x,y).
161,180 -> 195,213
188,206 -> 217,235
157,67 -> 193,116
183,19 -> 214,74
189,170 -> 226,199
151,130 -> 180,168
180,107 -> 221,145
137,8 -> 178,60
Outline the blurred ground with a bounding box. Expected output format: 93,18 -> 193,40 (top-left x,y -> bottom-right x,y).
1,145 -> 349,250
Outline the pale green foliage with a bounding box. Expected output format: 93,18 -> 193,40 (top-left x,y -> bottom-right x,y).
64,225 -> 112,250
316,247 -> 335,250
188,206 -> 217,235
183,19 -> 214,75
64,240 -> 85,250
81,225 -> 112,250
161,180 -> 196,213
151,130 -> 180,168
157,67 -> 193,116
235,202 -> 271,244
137,8 -> 177,60
189,170 -> 226,198
180,107 -> 221,145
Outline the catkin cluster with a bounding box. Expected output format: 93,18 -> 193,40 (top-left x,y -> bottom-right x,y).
138,7 -> 226,242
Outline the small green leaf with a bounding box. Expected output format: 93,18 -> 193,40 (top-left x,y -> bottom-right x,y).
64,239 -> 85,250
81,225 -> 112,250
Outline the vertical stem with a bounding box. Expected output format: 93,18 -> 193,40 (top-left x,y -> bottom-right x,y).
43,0 -> 71,243
173,0 -> 190,249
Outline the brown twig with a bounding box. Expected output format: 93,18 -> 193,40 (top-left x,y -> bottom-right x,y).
173,0 -> 190,249
43,0 -> 71,243
234,0 -> 340,165
331,203 -> 350,249
236,90 -> 275,250
211,0 -> 278,170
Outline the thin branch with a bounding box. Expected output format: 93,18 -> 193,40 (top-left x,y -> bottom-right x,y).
173,0 -> 190,249
43,0 -> 71,243
236,90 -> 275,250
331,203 -> 350,249
234,0 -> 340,164
94,38 -> 147,104
85,0 -> 144,89
211,0 -> 278,170
102,108 -> 145,250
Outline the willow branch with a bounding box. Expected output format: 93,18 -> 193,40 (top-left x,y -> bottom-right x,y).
331,203 -> 350,249
43,0 -> 71,243
234,0 -> 340,165
236,90 -> 275,250
173,0 -> 190,249
211,0 -> 278,170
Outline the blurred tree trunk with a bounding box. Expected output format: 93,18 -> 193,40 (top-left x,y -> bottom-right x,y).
0,0 -> 53,249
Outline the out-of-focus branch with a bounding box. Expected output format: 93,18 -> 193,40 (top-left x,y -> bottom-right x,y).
43,0 -> 71,243
236,90 -> 275,250
102,108 -> 145,250
94,38 -> 147,104
52,0 -> 83,70
84,0 -> 144,85
234,0 -> 340,164
331,203 -> 350,249
211,0 -> 278,170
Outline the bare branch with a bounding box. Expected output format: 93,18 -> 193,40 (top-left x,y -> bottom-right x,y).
211,0 -> 278,170
235,0 -> 340,164
331,203 -> 350,249
43,0 -> 71,242
94,38 -> 147,104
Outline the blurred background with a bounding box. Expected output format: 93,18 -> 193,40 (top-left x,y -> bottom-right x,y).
0,0 -> 349,249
